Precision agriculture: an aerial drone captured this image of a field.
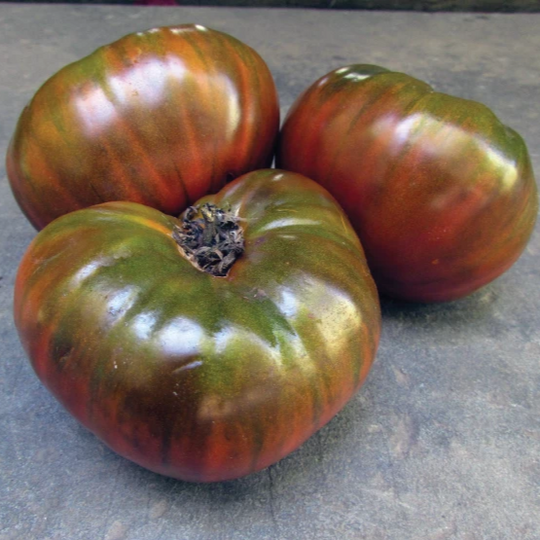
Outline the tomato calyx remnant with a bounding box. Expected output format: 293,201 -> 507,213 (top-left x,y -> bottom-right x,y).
173,203 -> 244,277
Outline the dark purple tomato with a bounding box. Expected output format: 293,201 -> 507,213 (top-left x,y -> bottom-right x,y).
278,64 -> 538,302
14,169 -> 381,482
7,24 -> 279,230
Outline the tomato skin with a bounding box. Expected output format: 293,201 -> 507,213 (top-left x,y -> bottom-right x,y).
7,24 -> 279,230
14,169 -> 380,482
277,65 -> 538,302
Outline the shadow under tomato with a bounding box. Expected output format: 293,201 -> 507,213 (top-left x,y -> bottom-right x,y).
379,280 -> 502,329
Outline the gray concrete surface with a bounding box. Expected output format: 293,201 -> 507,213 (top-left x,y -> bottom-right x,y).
6,1 -> 540,13
1,5 -> 539,540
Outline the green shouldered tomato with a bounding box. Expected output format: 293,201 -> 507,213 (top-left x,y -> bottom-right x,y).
14,169 -> 380,482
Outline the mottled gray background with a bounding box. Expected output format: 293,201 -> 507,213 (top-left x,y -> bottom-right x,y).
1,5 -> 539,540
2,1 -> 540,13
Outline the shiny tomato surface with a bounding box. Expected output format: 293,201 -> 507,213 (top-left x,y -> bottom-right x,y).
14,169 -> 381,482
278,65 -> 538,302
7,24 -> 279,230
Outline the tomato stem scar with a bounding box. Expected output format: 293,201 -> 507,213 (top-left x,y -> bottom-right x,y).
172,203 -> 244,277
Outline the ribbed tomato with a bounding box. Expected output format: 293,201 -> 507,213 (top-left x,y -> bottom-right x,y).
14,169 -> 381,482
278,64 -> 538,302
7,24 -> 279,230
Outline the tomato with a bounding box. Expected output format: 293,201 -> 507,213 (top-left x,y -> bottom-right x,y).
14,169 -> 381,482
277,64 -> 538,302
7,24 -> 279,230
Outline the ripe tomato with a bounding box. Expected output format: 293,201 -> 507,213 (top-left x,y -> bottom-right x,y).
14,169 -> 381,482
7,24 -> 279,230
278,64 -> 538,302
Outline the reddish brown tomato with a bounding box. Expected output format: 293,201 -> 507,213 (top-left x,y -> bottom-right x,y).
14,169 -> 381,482
278,65 -> 538,302
7,24 -> 279,230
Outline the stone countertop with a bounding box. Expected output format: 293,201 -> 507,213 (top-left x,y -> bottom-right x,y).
1,5 -> 539,540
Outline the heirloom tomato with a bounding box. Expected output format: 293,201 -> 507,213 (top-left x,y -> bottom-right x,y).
14,169 -> 381,482
278,64 -> 538,302
7,24 -> 279,230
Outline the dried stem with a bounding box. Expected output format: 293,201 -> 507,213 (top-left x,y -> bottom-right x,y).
172,203 -> 244,277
